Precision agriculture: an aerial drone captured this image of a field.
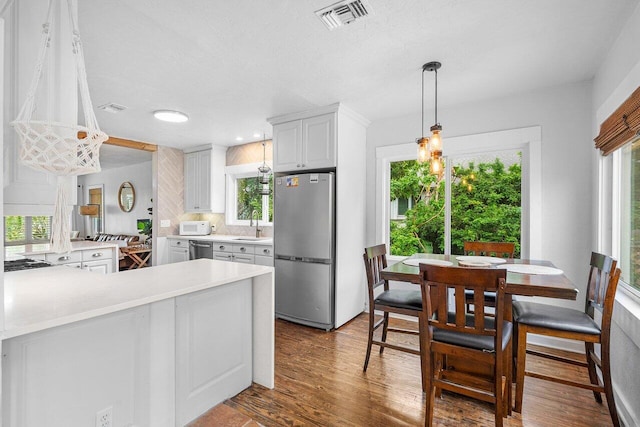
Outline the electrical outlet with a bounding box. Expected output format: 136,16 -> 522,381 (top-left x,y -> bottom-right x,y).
160,219 -> 170,228
96,406 -> 113,427
211,224 -> 217,232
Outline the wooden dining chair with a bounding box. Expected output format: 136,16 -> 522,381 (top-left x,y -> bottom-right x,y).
463,241 -> 516,314
362,245 -> 424,381
419,264 -> 512,427
513,252 -> 621,427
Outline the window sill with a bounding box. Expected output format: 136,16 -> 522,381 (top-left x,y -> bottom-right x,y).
613,283 -> 640,350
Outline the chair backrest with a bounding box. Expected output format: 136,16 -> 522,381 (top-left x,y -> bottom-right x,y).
463,241 -> 515,258
586,252 -> 620,320
363,244 -> 388,295
420,264 -> 507,340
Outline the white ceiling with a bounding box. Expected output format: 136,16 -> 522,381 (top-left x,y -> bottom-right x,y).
78,0 -> 639,151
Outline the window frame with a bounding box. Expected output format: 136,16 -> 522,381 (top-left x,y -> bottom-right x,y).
376,126 -> 541,260
4,215 -> 52,246
225,163 -> 273,226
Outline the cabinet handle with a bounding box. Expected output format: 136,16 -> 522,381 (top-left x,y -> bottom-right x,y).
301,164 -> 305,167
297,164 -> 301,167
219,245 -> 225,250
176,241 -> 181,245
240,247 -> 246,252
58,256 -> 70,261
263,249 -> 270,254
92,252 -> 103,258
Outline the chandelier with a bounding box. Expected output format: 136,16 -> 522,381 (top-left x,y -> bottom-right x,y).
257,134 -> 271,196
416,61 -> 443,174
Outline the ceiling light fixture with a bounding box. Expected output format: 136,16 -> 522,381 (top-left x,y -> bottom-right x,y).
236,136 -> 244,142
416,61 -> 443,174
153,110 -> 189,123
258,134 -> 271,196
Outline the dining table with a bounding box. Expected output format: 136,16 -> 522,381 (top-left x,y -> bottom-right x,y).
380,252 -> 579,408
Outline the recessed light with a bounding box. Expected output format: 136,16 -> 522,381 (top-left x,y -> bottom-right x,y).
153,110 -> 189,123
236,137 -> 244,141
253,133 -> 261,138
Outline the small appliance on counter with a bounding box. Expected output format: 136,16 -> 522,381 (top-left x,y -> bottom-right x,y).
179,221 -> 211,236
4,258 -> 53,272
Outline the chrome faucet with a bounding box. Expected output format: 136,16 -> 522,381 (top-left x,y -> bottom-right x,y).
250,209 -> 262,238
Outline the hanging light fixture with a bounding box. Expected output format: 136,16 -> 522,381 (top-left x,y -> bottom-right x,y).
257,134 -> 271,196
416,61 -> 443,174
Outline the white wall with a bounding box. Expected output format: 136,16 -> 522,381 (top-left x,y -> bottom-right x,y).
591,3 -> 640,426
78,161 -> 153,237
366,81 -> 594,311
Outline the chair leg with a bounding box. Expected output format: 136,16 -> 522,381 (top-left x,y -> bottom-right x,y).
495,357 -> 504,427
363,309 -> 375,372
418,313 -> 428,393
601,346 -> 621,427
504,336 -> 513,416
514,325 -> 528,413
424,354 -> 437,427
585,342 -> 602,403
379,312 -> 390,355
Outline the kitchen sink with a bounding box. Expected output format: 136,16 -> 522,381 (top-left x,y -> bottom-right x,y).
232,237 -> 270,241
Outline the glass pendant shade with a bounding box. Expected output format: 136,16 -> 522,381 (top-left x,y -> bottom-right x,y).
430,157 -> 443,175
417,137 -> 430,163
429,127 -> 442,157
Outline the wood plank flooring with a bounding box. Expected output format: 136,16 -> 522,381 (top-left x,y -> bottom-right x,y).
193,314 -> 614,426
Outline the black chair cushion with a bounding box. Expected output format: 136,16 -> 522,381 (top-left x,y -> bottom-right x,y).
433,313 -> 513,352
512,301 -> 600,335
375,289 -> 422,311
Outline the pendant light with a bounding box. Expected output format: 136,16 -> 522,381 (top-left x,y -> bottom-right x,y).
257,134 -> 271,196
416,61 -> 443,174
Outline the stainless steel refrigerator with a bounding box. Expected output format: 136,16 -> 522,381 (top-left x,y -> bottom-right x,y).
274,172 -> 335,330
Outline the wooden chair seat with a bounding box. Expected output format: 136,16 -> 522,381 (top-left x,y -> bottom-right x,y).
375,289 -> 422,311
513,252 -> 621,427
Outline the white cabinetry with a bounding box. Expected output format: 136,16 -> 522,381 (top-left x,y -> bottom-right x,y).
254,246 -> 274,266
184,145 -> 226,213
271,113 -> 335,172
268,103 -> 370,328
212,241 -> 269,264
43,247 -> 114,273
168,238 -> 190,263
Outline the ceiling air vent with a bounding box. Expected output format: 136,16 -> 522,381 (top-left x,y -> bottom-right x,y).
315,0 -> 372,31
97,103 -> 128,114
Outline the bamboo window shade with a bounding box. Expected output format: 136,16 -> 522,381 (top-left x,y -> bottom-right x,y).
594,86 -> 640,155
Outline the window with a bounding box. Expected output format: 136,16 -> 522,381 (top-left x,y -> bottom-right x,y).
388,151 -> 521,256
616,136 -> 640,291
376,126 -> 540,259
225,164 -> 273,225
4,216 -> 52,245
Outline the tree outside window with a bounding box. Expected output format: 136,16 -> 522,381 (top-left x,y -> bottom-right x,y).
389,154 -> 521,257
4,216 -> 52,245
236,176 -> 273,222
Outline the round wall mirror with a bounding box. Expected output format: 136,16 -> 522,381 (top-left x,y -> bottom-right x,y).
118,182 -> 135,212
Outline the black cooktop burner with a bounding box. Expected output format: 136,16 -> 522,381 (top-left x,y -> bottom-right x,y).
4,258 -> 53,272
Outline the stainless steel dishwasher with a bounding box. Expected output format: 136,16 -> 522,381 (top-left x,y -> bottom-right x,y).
189,240 -> 213,260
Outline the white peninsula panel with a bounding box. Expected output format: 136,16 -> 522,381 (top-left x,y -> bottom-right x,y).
2,259 -> 274,427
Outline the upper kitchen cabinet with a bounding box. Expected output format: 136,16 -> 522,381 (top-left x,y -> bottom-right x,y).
184,145 -> 226,213
271,113 -> 335,172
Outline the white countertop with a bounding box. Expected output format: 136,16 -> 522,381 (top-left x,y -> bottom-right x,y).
3,259 -> 273,340
167,234 -> 273,245
7,240 -> 119,258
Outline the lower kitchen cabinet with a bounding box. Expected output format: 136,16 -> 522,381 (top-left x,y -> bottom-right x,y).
168,238 -> 190,263
36,245 -> 116,273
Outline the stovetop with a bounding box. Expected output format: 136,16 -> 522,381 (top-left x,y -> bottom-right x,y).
4,258 -> 53,272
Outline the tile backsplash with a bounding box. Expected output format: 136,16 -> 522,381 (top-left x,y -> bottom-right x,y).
180,213 -> 272,238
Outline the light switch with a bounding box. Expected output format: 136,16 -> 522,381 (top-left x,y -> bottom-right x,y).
160,219 -> 171,228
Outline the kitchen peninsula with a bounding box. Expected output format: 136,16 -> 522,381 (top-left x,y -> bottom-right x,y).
2,259 -> 274,426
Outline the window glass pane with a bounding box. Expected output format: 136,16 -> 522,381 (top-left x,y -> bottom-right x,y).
620,138 -> 640,290
450,151 -> 522,256
5,216 -> 26,243
389,160 -> 444,255
397,198 -> 410,216
236,175 -> 273,222
31,216 -> 51,241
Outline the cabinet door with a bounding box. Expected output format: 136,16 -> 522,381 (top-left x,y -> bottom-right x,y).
184,152 -> 200,211
302,113 -> 336,170
232,254 -> 255,264
254,255 -> 273,266
273,120 -> 303,172
169,247 -> 189,264
196,149 -> 212,211
82,259 -> 112,274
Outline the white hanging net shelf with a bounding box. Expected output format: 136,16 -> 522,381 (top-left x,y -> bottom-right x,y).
11,0 -> 108,252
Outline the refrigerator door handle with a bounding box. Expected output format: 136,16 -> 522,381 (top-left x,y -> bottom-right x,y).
275,255 -> 331,265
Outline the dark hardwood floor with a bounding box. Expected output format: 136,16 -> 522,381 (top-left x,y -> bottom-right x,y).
191,314 -> 614,426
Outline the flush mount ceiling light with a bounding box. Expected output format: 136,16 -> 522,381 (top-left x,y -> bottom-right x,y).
416,61 -> 443,175
153,110 -> 189,123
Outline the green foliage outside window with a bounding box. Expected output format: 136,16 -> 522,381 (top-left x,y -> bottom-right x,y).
390,157 -> 521,257
5,216 -> 26,242
237,176 -> 273,222
4,215 -> 51,244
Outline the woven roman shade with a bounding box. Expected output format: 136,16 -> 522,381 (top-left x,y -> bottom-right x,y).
594,86 -> 640,156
